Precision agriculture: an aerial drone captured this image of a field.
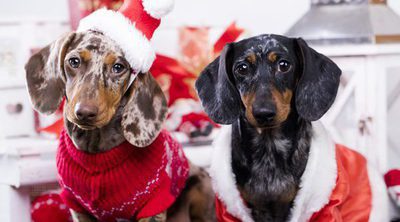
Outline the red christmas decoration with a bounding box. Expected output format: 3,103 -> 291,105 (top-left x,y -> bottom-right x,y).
31,193 -> 72,222
68,0 -> 124,30
151,22 -> 245,138
385,169 -> 400,207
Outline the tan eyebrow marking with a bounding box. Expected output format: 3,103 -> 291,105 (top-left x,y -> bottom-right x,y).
104,53 -> 117,65
268,52 -> 277,63
79,49 -> 92,62
246,53 -> 257,64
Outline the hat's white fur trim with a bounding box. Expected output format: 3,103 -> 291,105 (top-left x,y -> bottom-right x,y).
77,8 -> 155,73
142,0 -> 174,19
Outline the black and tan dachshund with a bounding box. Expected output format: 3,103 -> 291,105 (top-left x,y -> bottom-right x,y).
197,34 -> 391,221
196,34 -> 342,221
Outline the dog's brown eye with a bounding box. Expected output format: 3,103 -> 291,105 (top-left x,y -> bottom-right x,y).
68,57 -> 80,68
278,60 -> 291,73
236,63 -> 249,75
112,63 -> 125,74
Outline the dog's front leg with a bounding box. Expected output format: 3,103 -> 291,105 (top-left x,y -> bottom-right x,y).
70,210 -> 97,222
138,211 -> 167,222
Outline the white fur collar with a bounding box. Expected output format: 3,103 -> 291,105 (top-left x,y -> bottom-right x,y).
210,122 -> 337,222
210,124 -> 254,222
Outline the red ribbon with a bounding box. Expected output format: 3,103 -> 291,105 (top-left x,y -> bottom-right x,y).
151,54 -> 196,79
214,22 -> 244,54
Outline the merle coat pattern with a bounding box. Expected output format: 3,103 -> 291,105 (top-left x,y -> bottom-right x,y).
25,30 -> 215,222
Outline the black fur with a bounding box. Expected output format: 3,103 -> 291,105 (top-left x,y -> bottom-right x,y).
196,34 -> 341,221
231,113 -> 312,221
195,44 -> 241,124
295,38 -> 341,121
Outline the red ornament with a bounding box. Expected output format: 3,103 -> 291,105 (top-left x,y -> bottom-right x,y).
31,193 -> 72,222
385,169 -> 400,206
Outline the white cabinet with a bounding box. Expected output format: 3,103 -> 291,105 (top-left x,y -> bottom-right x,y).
0,20 -> 70,138
0,87 -> 35,138
317,44 -> 400,173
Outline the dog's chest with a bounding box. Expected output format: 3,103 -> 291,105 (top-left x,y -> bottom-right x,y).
232,129 -> 306,221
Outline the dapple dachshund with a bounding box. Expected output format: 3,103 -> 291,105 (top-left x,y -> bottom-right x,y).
196,34 -> 389,221
25,31 -> 215,222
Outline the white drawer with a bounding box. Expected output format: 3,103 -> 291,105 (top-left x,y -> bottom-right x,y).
0,87 -> 35,138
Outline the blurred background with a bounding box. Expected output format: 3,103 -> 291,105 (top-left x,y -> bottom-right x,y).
1,0 -> 400,221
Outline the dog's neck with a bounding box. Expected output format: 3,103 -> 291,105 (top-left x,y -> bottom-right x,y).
64,98 -> 128,153
231,111 -> 312,221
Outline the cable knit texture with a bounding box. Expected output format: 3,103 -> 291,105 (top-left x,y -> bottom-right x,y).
57,129 -> 189,222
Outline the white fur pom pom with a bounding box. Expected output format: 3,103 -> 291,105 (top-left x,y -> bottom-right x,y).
142,0 -> 174,19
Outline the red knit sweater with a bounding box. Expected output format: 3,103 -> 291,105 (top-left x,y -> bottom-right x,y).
56,129 -> 189,222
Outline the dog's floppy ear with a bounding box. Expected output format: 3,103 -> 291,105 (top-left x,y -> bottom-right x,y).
122,72 -> 168,147
25,32 -> 76,115
295,38 -> 342,121
195,44 -> 241,124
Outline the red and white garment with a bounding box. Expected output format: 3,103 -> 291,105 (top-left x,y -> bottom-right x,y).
210,122 -> 389,222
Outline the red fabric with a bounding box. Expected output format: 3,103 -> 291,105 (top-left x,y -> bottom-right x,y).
57,129 -> 189,221
31,193 -> 72,222
215,197 -> 241,222
180,112 -> 217,128
119,0 -> 160,39
215,145 -> 372,222
309,145 -> 372,222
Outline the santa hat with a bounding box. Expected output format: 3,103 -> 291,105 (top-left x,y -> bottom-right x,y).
77,0 -> 174,73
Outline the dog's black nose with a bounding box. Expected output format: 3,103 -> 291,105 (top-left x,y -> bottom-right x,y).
75,103 -> 98,123
253,106 -> 276,125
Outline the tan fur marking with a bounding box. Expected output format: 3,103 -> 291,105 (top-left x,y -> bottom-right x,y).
65,81 -> 84,125
271,87 -> 292,124
246,53 -> 257,64
95,82 -> 121,127
104,53 -> 117,65
241,93 -> 258,127
268,51 -> 277,63
79,49 -> 91,62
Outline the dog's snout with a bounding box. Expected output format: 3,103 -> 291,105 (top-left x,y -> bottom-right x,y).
75,103 -> 98,123
252,105 -> 276,125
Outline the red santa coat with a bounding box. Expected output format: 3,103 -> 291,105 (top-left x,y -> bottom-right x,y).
57,129 -> 189,222
210,123 -> 389,222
